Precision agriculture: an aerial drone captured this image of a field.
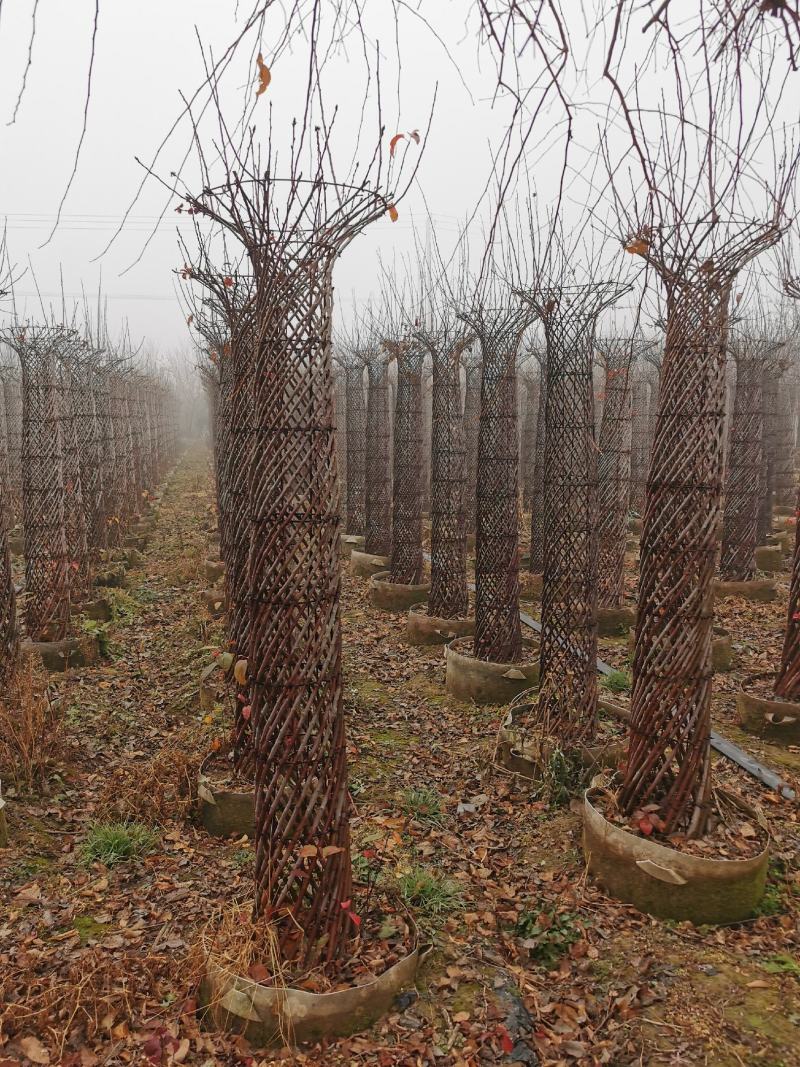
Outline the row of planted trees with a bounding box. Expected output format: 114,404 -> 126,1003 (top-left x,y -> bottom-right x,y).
0,321 -> 178,684
182,0 -> 800,1045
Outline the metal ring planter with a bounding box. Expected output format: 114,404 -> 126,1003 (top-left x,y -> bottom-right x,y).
197,773 -> 255,838
754,545 -> 783,574
368,571 -> 430,613
405,603 -> 475,646
350,550 -> 390,578
596,604 -> 636,638
340,534 -> 366,560
22,634 -> 100,673
713,579 -> 777,604
445,636 -> 539,705
582,789 -> 769,925
199,937 -> 428,1047
737,691 -> 800,746
495,693 -> 624,778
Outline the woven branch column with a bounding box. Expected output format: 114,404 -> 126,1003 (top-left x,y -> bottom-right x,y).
720,340 -> 767,580
517,289 -> 624,743
422,369 -> 433,516
774,386 -> 795,507
334,368 -> 347,523
106,373 -> 130,547
58,354 -> 90,597
11,335 -> 71,641
619,236 -> 773,835
0,400 -> 18,684
0,386 -> 11,530
248,253 -> 351,966
629,369 -> 650,515
75,362 -> 107,551
757,368 -> 779,545
388,344 -> 425,585
458,312 -> 528,663
95,369 -> 119,548
775,484 -> 800,700
462,355 -> 481,538
343,362 -> 366,536
596,338 -> 634,608
426,340 -> 469,620
363,354 -> 392,556
1,371 -> 23,525
529,350 -> 549,574
521,371 -> 539,512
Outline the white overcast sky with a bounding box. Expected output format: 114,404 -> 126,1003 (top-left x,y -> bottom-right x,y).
0,1 -> 796,357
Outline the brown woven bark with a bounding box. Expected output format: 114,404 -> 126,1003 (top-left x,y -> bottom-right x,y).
720,339 -> 769,580
596,338 -> 635,608
629,368 -> 650,515
342,360 -> 366,536
427,338 -> 469,620
4,329 -> 71,641
529,349 -> 549,574
775,485 -> 800,700
388,343 -> 425,585
0,408 -> 18,683
363,352 -> 392,557
757,367 -> 779,545
458,310 -> 529,663
520,369 -> 539,511
246,250 -> 351,966
1,369 -> 23,525
462,354 -> 481,538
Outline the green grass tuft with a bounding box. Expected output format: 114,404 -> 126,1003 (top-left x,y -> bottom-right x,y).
399,786 -> 443,824
600,669 -> 632,694
396,864 -> 461,916
82,821 -> 156,867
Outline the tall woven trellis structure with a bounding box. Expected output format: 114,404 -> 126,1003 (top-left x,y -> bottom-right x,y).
3,327 -> 71,641
422,332 -> 470,620
182,147 -> 397,966
0,397 -> 18,684
457,307 -> 530,663
775,275 -> 800,700
0,367 -> 22,525
363,349 -> 392,557
387,342 -> 425,585
333,367 -> 347,522
774,385 -> 796,507
517,285 -> 626,742
529,347 -> 549,574
462,351 -> 482,538
596,337 -> 636,608
621,222 -> 784,835
339,354 -> 367,537
757,364 -> 781,545
57,338 -> 91,597
629,366 -> 650,515
74,350 -> 108,552
720,337 -> 776,580
520,365 -> 540,511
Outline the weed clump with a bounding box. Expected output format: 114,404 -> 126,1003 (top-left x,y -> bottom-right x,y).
82,821 -> 156,866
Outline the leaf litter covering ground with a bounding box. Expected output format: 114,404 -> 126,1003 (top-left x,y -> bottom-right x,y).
0,445 -> 796,1066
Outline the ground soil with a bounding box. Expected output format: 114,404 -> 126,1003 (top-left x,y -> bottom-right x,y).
1,445 -> 799,1067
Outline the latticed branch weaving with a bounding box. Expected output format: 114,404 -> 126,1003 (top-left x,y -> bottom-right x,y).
427,339 -> 469,619
775,485 -> 800,701
462,355 -> 481,538
343,361 -> 366,536
720,339 -> 768,580
629,369 -> 650,515
388,344 -> 425,585
529,349 -> 549,574
596,338 -> 634,608
363,354 -> 392,557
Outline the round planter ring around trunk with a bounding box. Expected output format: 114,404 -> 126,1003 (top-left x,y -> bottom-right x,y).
737,690 -> 800,746
754,544 -> 783,574
495,694 -> 624,779
199,934 -> 429,1047
445,636 -> 539,705
582,789 -> 769,925
368,571 -> 430,613
340,534 -> 365,560
597,604 -> 636,637
350,549 -> 390,578
405,602 -> 475,646
713,579 -> 777,604
22,634 -> 101,673
197,773 -> 255,839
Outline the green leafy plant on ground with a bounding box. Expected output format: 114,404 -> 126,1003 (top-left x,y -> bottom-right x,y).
80,617 -> 112,657
514,907 -> 582,966
399,786 -> 444,824
600,669 -> 631,694
82,822 -> 156,867
396,864 -> 461,917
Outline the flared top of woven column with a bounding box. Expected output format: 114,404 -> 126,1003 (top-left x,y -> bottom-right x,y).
621,217 -> 787,288
515,281 -> 631,325
454,303 -> 534,348
183,175 -> 391,261
0,324 -> 88,366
